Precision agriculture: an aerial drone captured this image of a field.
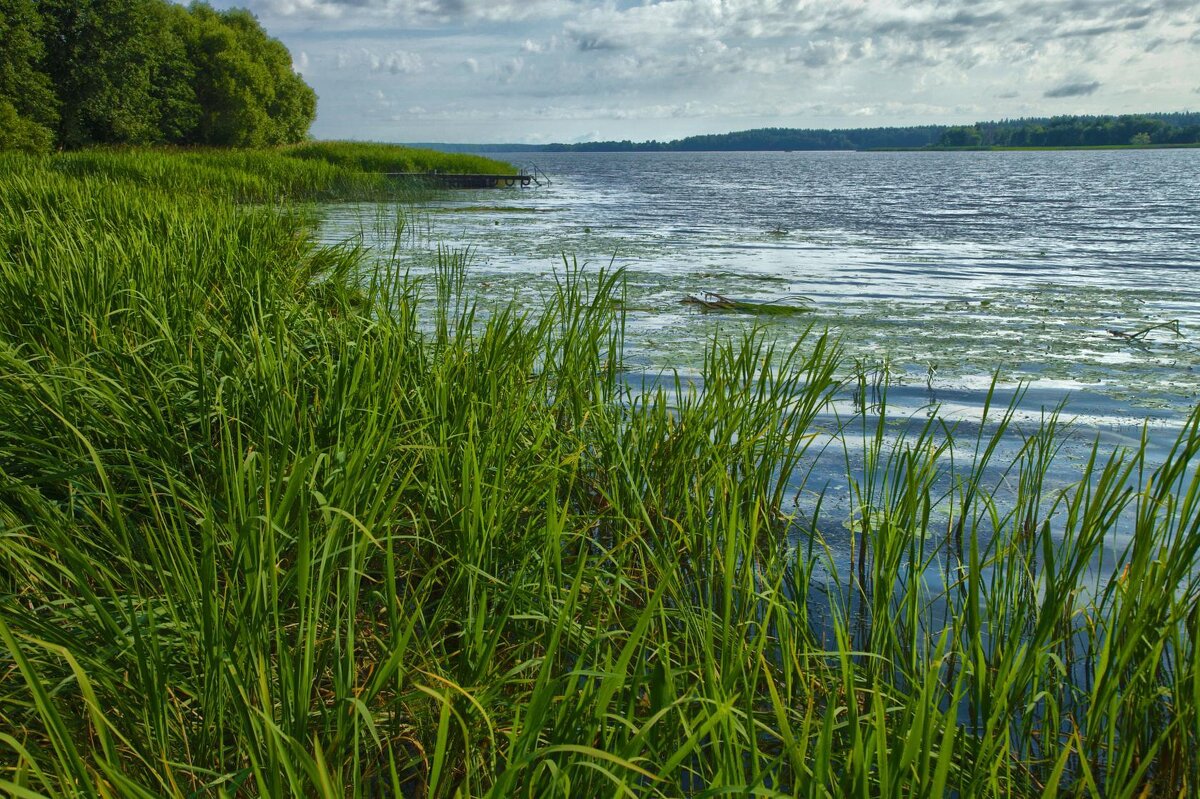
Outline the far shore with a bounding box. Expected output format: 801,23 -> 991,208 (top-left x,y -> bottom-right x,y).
864,142 -> 1200,152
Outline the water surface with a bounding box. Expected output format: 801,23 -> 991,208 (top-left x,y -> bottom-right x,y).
323,149 -> 1199,412
319,150 -> 1200,553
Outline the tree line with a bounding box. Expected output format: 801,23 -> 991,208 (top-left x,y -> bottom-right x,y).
541,126 -> 945,153
938,114 -> 1200,148
0,0 -> 315,152
538,112 -> 1200,153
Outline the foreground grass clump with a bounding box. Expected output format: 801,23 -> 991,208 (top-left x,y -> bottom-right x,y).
1,155 -> 1199,797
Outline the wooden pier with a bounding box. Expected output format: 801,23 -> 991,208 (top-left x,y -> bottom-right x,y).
384,172 -> 539,189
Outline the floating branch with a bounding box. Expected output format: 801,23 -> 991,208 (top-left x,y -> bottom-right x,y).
1107,320 -> 1182,341
682,292 -> 813,316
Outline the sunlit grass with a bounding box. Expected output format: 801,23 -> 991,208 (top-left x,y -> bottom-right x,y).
3,141 -> 512,205
284,140 -> 513,176
0,152 -> 1197,797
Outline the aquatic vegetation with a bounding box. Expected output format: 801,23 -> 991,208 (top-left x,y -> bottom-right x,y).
285,140 -> 510,176
5,142 -> 511,205
1,152 -> 1199,797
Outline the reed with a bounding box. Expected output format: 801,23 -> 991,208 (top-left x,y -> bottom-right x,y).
3,141 -> 512,205
0,151 -> 1197,797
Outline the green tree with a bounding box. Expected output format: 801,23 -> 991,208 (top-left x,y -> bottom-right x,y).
38,0 -> 171,146
1130,132 -> 1152,146
151,2 -> 202,143
939,126 -> 983,147
0,0 -> 57,152
186,4 -> 315,147
19,0 -> 313,149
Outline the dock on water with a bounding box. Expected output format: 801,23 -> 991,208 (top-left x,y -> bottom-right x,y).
384,171 -> 542,189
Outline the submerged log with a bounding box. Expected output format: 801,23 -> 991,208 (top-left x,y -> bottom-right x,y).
681,292 -> 814,316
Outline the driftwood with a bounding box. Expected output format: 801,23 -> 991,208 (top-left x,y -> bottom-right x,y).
1107,320 -> 1181,341
682,292 -> 741,310
681,292 -> 813,315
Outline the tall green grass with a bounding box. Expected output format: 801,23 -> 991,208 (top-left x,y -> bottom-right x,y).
285,141 -> 515,176
4,141 -> 512,204
0,153 -> 1197,797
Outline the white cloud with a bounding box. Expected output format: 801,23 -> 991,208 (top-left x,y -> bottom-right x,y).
213,0 -> 1200,142
384,50 -> 424,75
499,57 -> 525,82
240,0 -> 581,27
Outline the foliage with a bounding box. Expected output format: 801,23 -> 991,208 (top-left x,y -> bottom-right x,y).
940,125 -> 984,147
0,0 -> 57,152
186,4 -> 316,147
0,0 -> 315,150
38,0 -> 171,147
0,98 -> 54,153
0,151 -> 1198,797
969,113 -> 1200,148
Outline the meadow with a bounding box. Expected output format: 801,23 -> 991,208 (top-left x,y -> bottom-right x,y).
0,144 -> 1198,797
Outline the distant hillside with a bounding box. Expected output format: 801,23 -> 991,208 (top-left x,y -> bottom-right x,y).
543,125 -> 943,152
409,112 -> 1200,154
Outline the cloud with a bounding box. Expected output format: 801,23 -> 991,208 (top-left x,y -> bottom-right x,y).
550,0 -> 1195,93
499,57 -> 525,82
1044,80 -> 1102,98
786,40 -> 868,69
383,50 -> 424,75
220,0 -> 1200,142
243,0 -> 579,26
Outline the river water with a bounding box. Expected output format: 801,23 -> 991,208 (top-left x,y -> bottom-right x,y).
318,150 -> 1200,566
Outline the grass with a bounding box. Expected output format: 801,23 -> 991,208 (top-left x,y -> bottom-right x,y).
284,141 -> 514,176
0,150 -> 1198,797
11,141 -> 513,204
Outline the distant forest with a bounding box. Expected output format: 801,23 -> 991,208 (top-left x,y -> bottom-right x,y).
533,113 -> 1200,152
0,0 -> 315,152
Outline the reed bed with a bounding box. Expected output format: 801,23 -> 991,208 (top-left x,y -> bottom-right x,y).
4,141 -> 512,205
0,152 -> 1197,797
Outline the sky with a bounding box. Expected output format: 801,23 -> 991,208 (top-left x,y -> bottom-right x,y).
212,0 -> 1200,144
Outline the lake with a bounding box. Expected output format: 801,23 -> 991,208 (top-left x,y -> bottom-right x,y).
319,149 -> 1200,570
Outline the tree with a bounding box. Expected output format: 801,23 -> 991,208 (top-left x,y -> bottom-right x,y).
38,0 -> 176,146
5,0 -> 314,150
0,0 -> 57,152
186,4 -> 315,147
939,126 -> 983,147
151,2 -> 202,143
